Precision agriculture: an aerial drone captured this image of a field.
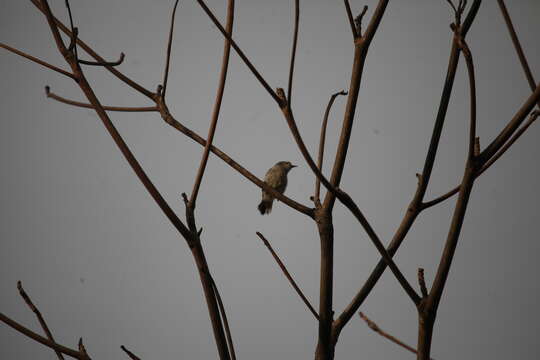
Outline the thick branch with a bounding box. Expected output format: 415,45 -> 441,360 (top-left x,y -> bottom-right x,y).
256,232 -> 319,320
332,0 -> 483,340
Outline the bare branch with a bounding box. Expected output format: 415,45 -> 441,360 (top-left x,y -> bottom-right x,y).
161,0 -> 180,98
17,281 -> 64,360
45,86 -> 157,112
189,0 -> 235,207
120,345 -> 141,360
343,0 -> 358,39
418,268 -> 428,298
455,32 -> 477,160
256,232 -> 319,320
29,0 -> 155,99
1,42 -> 74,79
423,110 -> 539,209
479,82 -> 540,163
314,90 -> 347,204
332,1 -> 483,341
0,312 -> 89,359
354,6 -> 369,38
359,312 -> 431,358
156,103 -> 314,217
497,0 -> 539,107
210,277 -> 237,360
78,52 -> 125,67
195,0 -> 281,105
287,0 -> 300,105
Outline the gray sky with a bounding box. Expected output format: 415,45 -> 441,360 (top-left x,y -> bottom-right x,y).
1,1 -> 539,359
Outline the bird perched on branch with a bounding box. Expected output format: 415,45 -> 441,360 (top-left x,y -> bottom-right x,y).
258,161 -> 297,215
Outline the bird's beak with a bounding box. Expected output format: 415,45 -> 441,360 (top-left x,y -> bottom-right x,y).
291,164 -> 298,168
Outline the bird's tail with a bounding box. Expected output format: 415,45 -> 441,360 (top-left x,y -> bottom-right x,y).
258,199 -> 273,215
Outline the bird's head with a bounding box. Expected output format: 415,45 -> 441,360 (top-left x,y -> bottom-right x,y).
277,161 -> 297,172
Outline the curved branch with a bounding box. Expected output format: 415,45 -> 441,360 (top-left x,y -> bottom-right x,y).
161,0 -> 180,98
314,90 -> 347,203
287,0 -> 300,104
45,86 -> 157,112
29,0 -> 155,99
78,52 -> 125,67
189,0 -> 235,206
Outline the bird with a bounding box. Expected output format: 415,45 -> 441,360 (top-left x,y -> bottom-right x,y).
258,161 -> 297,215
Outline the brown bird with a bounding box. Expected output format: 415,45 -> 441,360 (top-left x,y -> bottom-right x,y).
258,161 -> 297,215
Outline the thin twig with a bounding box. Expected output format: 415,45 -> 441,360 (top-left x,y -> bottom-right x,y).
479,82 -> 540,163
423,110 -> 539,209
455,32 -> 477,159
497,0 -> 538,107
156,103 -> 314,217
0,312 -> 88,359
189,0 -> 234,206
64,0 -> 78,59
418,268 -> 428,298
29,0 -> 154,99
45,86 -> 157,112
195,0 -> 281,105
256,232 -> 319,320
78,52 -> 125,67
287,0 -> 300,105
1,42 -> 74,79
314,90 -> 347,203
354,6 -> 369,38
210,276 -> 237,360
120,345 -> 141,360
17,281 -> 65,360
161,0 -> 180,98
343,0 -> 358,39
359,312 -> 433,359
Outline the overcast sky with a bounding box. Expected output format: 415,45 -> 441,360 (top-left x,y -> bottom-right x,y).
1,1 -> 539,359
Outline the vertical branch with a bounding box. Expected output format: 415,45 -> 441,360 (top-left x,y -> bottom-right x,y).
189,0 -> 235,206
162,0 -> 180,98
323,0 -> 389,211
332,0 -> 483,342
287,0 -> 300,105
314,90 -> 347,204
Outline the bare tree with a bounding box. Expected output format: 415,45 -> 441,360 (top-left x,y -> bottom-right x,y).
1,1 -> 538,359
